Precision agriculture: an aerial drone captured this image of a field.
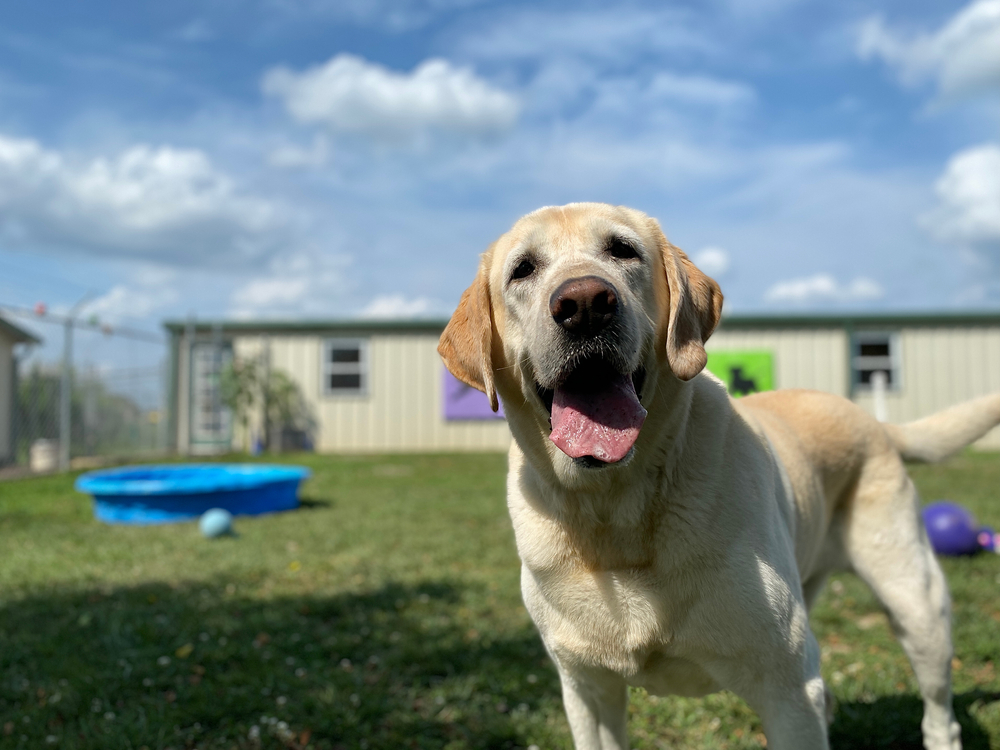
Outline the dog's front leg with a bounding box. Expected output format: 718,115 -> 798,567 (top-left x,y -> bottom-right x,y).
557,664 -> 629,750
723,630 -> 831,750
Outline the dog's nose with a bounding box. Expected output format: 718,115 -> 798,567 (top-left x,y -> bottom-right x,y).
549,276 -> 619,336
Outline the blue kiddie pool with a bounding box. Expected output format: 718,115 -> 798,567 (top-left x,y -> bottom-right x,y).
76,464 -> 311,525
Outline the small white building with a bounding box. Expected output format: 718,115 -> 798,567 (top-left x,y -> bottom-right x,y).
0,316 -> 41,466
164,312 -> 1000,455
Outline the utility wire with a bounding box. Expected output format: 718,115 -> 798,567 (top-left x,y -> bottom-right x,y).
0,303 -> 165,344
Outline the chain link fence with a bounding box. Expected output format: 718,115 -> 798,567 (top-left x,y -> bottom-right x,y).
4,313 -> 168,473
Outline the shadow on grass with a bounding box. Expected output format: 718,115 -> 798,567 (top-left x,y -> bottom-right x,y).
4,576 -> 994,750
0,579 -> 558,750
296,498 -> 333,511
830,690 -> 999,749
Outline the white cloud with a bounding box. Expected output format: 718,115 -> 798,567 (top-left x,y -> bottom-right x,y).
261,54 -> 519,141
232,276 -> 309,311
692,247 -> 731,277
858,0 -> 1000,100
454,6 -> 714,63
765,274 -> 884,304
923,143 -> 1000,245
229,250 -> 350,318
267,135 -> 330,168
0,134 -> 284,265
359,294 -> 441,319
647,72 -> 755,107
88,268 -> 181,323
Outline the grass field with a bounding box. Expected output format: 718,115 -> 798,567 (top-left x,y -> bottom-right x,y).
0,452 -> 998,749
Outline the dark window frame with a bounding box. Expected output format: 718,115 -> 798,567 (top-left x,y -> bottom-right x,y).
322,338 -> 369,397
851,331 -> 901,391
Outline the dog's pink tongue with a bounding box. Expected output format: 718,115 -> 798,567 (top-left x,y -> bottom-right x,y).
549,374 -> 646,463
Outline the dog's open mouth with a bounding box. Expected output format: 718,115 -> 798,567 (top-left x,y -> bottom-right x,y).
536,357 -> 647,465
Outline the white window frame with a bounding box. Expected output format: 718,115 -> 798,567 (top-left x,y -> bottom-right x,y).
322,338 -> 369,397
189,342 -> 233,449
851,331 -> 901,391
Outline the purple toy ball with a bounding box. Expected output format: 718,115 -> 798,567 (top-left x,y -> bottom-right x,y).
922,501 -> 981,556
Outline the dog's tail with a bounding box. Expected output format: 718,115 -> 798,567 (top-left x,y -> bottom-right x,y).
883,393 -> 1000,463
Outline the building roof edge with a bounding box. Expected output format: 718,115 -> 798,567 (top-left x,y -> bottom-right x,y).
0,315 -> 42,344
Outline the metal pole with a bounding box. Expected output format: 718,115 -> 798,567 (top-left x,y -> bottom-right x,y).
59,317 -> 72,471
59,294 -> 94,471
6,345 -> 19,466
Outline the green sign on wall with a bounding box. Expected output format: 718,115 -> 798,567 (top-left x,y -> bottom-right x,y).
705,350 -> 774,397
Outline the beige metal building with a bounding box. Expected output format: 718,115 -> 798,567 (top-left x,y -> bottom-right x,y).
1,316 -> 41,465
164,312 -> 1000,455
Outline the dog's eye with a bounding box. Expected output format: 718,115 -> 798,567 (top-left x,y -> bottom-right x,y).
511,259 -> 536,280
607,239 -> 640,261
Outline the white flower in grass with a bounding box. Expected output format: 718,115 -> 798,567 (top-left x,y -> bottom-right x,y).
157,656 -> 170,666
275,721 -> 294,742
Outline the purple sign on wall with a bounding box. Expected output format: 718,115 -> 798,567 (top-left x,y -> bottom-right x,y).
443,370 -> 506,420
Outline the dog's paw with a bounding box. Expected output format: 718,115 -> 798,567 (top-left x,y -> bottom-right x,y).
921,716 -> 962,750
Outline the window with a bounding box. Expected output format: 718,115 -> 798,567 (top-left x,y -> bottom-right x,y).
323,338 -> 368,395
851,332 -> 900,390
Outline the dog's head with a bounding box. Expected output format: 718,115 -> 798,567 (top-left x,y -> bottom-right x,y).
439,203 -> 722,475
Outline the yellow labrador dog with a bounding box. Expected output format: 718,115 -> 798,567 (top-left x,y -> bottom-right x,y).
438,203 -> 1000,750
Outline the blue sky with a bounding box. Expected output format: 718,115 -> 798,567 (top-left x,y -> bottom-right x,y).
1,0 -> 999,347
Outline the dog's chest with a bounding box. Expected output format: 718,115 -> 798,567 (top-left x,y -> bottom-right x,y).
526,559 -> 673,676
524,555 -> 724,697
511,471 -> 724,686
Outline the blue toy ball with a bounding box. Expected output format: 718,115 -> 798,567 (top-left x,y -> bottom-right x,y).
199,508 -> 234,538
922,501 -> 984,556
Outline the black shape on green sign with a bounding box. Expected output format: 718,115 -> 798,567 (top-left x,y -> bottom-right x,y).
705,351 -> 774,397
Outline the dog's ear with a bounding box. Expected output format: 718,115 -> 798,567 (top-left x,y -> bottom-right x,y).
438,257 -> 499,411
662,241 -> 723,381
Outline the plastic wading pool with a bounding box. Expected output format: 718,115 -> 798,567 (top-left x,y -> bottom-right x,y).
75,464 -> 311,525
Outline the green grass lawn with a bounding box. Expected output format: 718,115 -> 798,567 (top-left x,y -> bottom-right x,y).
0,452 -> 998,750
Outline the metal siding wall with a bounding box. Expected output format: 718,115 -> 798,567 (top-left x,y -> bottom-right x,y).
238,333 -> 510,453
223,324 -> 1000,454
231,337 -> 265,450
707,328 -> 848,394
852,326 -> 1000,450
